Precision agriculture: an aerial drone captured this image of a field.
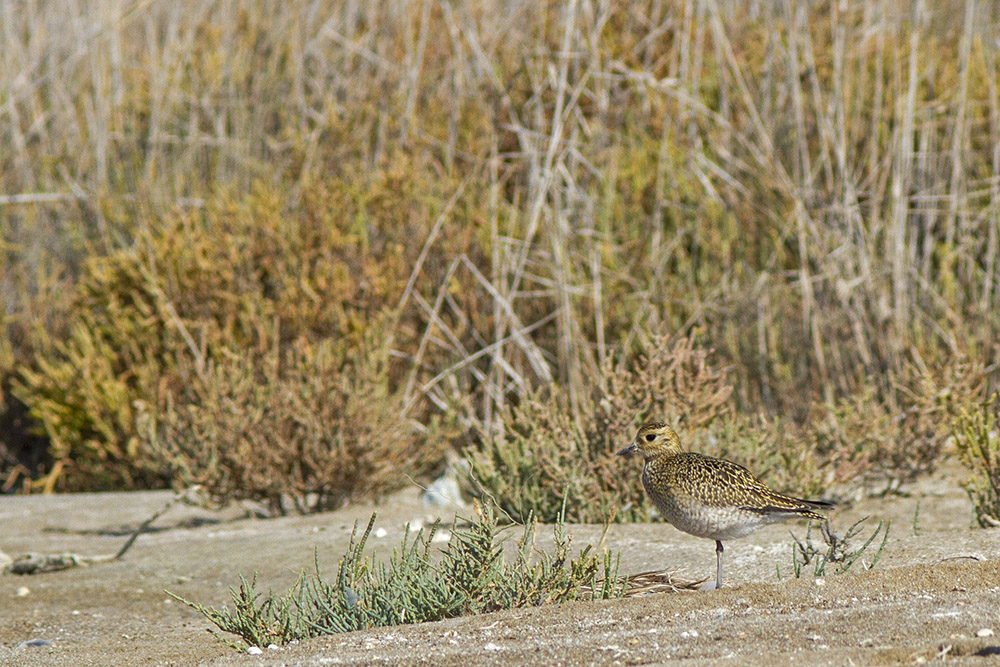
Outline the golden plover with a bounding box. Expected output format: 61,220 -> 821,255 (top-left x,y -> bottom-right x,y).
618,421 -> 832,590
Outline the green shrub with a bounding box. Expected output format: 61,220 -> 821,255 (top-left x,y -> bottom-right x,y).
811,353 -> 990,489
172,506 -> 625,649
465,344 -> 990,524
954,395 -> 1000,528
14,309 -> 170,491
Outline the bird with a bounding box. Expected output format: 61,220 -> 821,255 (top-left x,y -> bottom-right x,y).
617,421 -> 833,590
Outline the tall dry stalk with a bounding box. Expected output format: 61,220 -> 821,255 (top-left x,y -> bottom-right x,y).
2,0 -> 999,491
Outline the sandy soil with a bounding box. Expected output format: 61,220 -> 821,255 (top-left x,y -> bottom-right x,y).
2,466 -> 999,666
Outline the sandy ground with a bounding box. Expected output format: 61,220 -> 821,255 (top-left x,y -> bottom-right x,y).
2,466 -> 999,666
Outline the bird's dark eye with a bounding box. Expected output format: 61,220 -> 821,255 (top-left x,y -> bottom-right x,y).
644,434 -> 656,442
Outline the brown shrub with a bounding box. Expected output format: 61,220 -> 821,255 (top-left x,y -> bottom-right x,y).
137,330 -> 443,514
811,351 -> 992,490
466,332 -> 733,523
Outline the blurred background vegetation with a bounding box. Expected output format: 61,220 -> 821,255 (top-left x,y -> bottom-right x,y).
1,0 -> 997,517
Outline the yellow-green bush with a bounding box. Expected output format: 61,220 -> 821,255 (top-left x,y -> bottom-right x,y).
954,395 -> 1000,528
12,172 -> 468,494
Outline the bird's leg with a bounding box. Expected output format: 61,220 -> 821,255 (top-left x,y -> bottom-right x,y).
700,540 -> 725,591
715,540 -> 724,590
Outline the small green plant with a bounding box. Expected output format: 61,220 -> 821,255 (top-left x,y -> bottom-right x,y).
953,395 -> 1000,528
790,517 -> 890,578
170,504 -> 626,650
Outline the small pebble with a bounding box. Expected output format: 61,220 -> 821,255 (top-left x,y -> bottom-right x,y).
267,644 -> 279,650
483,642 -> 502,651
977,628 -> 994,638
15,586 -> 30,597
16,639 -> 52,649
374,528 -> 388,538
247,646 -> 263,655
814,579 -> 826,587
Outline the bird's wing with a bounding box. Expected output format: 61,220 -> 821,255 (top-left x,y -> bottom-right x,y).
669,454 -> 822,513
667,454 -> 764,507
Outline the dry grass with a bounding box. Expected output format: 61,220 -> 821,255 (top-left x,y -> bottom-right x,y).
2,0 -> 998,502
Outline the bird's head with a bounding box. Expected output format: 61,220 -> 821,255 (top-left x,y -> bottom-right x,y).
617,421 -> 683,460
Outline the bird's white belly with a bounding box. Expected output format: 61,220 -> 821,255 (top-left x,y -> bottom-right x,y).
660,501 -> 777,541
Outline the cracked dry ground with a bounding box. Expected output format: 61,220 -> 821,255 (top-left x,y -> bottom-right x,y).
2,464 -> 999,666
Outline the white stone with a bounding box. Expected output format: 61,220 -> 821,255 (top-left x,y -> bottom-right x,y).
421,466 -> 468,509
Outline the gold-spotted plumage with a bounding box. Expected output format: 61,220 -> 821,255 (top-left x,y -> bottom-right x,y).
618,421 -> 832,590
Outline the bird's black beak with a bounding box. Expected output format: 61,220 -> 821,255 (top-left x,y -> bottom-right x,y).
617,442 -> 637,457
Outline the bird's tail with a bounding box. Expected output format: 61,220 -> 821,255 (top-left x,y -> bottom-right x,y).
753,495 -> 833,521
787,497 -> 833,521
796,498 -> 835,511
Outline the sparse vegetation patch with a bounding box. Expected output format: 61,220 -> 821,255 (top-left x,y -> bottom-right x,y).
788,517 -> 891,579
171,506 -> 625,650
